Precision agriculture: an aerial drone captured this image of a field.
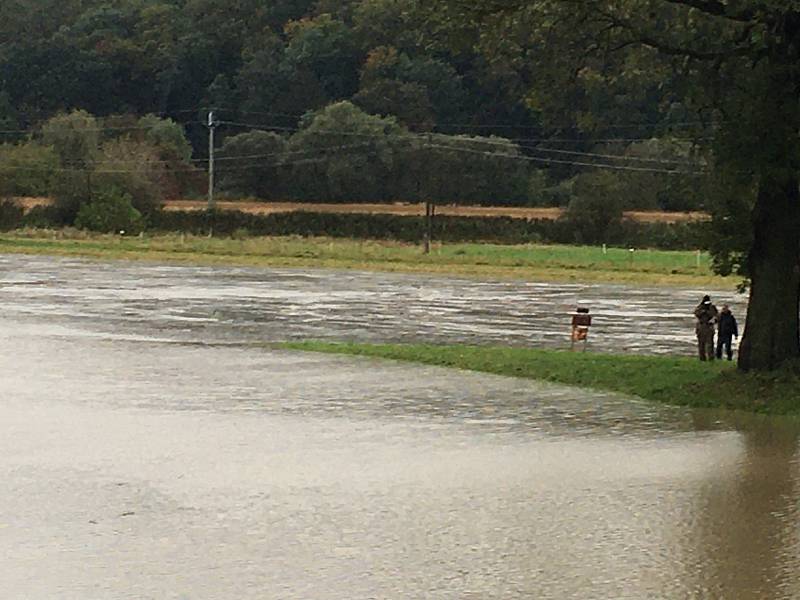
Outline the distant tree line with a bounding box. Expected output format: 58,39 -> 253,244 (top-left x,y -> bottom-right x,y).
0,103 -> 707,236
0,0 -> 709,214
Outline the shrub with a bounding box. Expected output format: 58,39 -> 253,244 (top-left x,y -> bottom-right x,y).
95,137 -> 164,217
561,171 -> 625,244
0,199 -> 24,230
75,187 -> 144,234
217,130 -> 287,199
39,110 -> 99,170
22,204 -> 64,228
0,143 -> 60,197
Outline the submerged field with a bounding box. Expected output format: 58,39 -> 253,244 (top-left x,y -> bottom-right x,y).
0,230 -> 725,287
283,342 -> 800,415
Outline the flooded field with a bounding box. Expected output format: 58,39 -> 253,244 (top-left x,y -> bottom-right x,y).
2,254 -> 798,599
0,255 -> 746,354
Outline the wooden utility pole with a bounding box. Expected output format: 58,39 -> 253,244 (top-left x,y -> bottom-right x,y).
424,200 -> 432,254
207,111 -> 216,211
423,133 -> 435,254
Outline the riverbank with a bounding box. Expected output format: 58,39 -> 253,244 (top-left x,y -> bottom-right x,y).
281,342 -> 800,415
0,230 -> 728,287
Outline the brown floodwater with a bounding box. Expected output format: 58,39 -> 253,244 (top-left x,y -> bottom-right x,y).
0,255 -> 747,355
2,255 -> 797,599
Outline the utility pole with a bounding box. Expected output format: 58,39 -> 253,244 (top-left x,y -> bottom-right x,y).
423,134 -> 435,255
207,111 -> 216,211
424,199 -> 433,254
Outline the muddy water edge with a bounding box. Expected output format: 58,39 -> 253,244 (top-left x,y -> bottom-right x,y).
3,255 -> 798,600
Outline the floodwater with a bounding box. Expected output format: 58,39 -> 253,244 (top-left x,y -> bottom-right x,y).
1,255 -> 748,354
2,255 -> 799,599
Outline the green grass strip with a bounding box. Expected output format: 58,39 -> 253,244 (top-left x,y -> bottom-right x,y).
0,231 -> 729,287
281,341 -> 800,415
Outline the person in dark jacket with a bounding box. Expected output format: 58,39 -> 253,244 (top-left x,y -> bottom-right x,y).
716,304 -> 738,361
694,295 -> 718,361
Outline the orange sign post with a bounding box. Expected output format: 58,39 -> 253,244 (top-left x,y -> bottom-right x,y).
570,308 -> 592,351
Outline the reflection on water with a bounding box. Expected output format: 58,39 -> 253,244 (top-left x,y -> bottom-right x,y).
0,255 -> 797,599
688,416 -> 800,598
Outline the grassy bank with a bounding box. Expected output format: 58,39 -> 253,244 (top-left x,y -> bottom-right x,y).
0,230 -> 729,287
281,342 -> 800,415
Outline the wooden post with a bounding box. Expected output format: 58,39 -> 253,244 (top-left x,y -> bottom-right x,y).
424,200 -> 432,254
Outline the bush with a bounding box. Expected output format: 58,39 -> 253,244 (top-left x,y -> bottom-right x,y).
0,143 -> 60,197
40,110 -> 99,170
561,171 -> 625,244
75,187 -> 144,234
217,130 -> 287,199
0,200 -> 24,230
285,101 -> 406,202
21,204 -> 65,228
95,137 -> 164,218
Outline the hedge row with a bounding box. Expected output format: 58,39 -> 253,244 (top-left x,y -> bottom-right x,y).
150,209 -> 710,250
0,202 -> 74,230
0,201 -> 709,250
0,201 -> 24,230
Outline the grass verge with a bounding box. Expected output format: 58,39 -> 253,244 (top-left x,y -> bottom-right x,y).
280,341 -> 800,415
0,230 -> 730,287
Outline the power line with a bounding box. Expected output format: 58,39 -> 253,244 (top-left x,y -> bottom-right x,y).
0,123 -> 191,136
424,141 -> 707,176
219,118 -> 711,145
165,103 -> 724,131
0,116 -> 710,176
521,144 -> 705,167
0,143 -> 386,174
1,140 -> 706,176
0,114 -> 715,147
433,119 -> 720,132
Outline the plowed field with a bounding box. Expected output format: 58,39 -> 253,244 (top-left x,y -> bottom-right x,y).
13,197 -> 709,223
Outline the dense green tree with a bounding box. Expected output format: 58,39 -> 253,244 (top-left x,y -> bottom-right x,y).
0,92 -> 21,140
410,134 -> 530,205
562,171 -> 625,244
354,78 -> 436,131
354,46 -> 466,129
217,130 -> 287,198
136,114 -> 197,197
137,115 -> 193,163
613,139 -> 707,212
40,110 -> 100,171
264,0 -> 318,30
439,1 -> 800,371
235,33 -> 322,123
0,37 -> 117,118
0,143 -> 60,197
36,110 -> 171,218
0,0 -> 93,41
283,14 -> 363,101
353,47 -> 436,130
352,0 -> 427,53
75,185 -> 144,234
95,136 -> 165,217
285,101 -> 406,201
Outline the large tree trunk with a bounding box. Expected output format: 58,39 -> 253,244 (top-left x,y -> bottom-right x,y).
738,173 -> 800,371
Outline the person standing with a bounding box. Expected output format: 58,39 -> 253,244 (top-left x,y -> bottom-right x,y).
694,295 -> 719,361
716,304 -> 739,361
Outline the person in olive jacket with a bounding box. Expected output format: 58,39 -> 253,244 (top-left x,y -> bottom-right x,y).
694,295 -> 718,361
715,304 -> 738,361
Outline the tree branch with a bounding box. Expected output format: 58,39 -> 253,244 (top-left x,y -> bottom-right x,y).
596,8 -> 753,61
660,0 -> 756,23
